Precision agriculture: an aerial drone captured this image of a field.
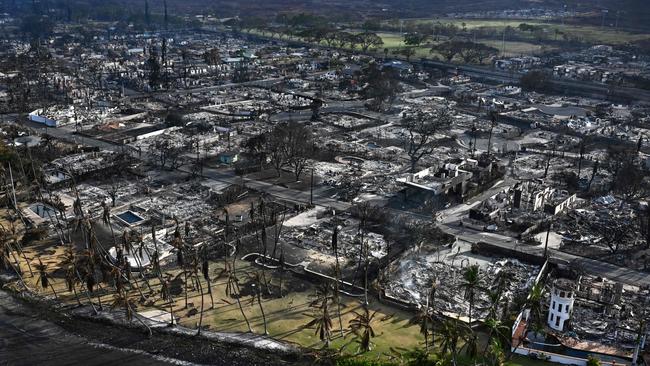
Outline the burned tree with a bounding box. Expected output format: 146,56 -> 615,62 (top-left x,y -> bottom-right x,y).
360,61 -> 401,112
284,121 -> 314,181
590,217 -> 637,255
266,121 -> 314,181
401,108 -> 452,173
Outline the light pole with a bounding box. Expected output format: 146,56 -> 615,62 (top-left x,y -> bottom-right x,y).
544,221 -> 553,258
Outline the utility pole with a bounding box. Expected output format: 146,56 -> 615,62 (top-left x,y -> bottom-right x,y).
309,168 -> 314,206
544,222 -> 552,258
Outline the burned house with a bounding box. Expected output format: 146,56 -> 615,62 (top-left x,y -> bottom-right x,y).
399,162 -> 473,196
513,180 -> 577,215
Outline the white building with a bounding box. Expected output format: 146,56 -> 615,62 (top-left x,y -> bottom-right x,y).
547,278 -> 576,331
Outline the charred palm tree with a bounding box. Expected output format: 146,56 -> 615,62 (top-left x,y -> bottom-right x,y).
249,271 -> 268,335
0,227 -> 26,284
187,250 -> 206,336
35,259 -> 58,299
159,275 -> 175,326
8,221 -> 34,277
122,229 -> 153,294
110,287 -> 152,337
439,318 -> 472,366
200,248 -> 214,309
60,245 -> 82,306
222,238 -> 253,333
348,304 -> 378,353
331,225 -> 344,336
79,249 -> 102,311
306,282 -> 335,347
410,283 -> 438,353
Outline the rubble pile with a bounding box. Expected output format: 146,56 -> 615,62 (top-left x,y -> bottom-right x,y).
387,252 -> 539,319
280,218 -> 388,261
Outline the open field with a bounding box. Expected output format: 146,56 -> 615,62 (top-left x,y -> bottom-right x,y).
389,18 -> 650,45
244,28 -> 548,59
11,229 -> 428,359
377,32 -> 551,58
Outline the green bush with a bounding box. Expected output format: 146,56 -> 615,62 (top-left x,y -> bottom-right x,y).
586,355 -> 602,366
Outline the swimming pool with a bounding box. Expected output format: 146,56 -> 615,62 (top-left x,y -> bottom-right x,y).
29,203 -> 58,219
525,331 -> 632,364
116,211 -> 145,225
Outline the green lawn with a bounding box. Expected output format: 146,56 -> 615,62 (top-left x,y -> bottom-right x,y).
244,28 -> 551,59
390,18 -> 650,45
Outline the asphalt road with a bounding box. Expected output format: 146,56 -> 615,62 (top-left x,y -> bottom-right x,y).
0,290 -> 173,366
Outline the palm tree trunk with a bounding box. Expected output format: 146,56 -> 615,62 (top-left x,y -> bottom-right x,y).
232,257 -> 253,333
71,283 -> 82,306
95,282 -> 104,311
334,248 -> 343,337
14,241 -> 34,277
168,295 -> 175,326
196,273 -> 204,335
257,285 -> 268,335
48,282 -> 58,299
279,242 -> 285,298
75,269 -> 98,314
183,271 -> 188,308
206,280 -> 214,309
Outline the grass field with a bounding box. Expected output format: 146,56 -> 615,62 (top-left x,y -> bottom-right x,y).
15,234 -> 427,359
245,28 -> 551,60
391,18 -> 650,45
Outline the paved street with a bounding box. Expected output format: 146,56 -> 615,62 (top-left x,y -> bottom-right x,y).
0,289 -> 171,366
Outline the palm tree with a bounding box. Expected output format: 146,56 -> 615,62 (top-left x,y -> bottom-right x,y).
410,282 -> 438,354
487,269 -> 512,321
410,305 -> 435,353
159,275 -> 175,326
189,250 -> 206,336
485,339 -> 505,366
60,245 -> 82,306
8,221 -> 34,277
487,111 -> 498,156
111,288 -> 134,321
459,265 -> 483,325
306,282 -> 335,347
331,225 -> 344,336
221,238 -> 253,333
249,271 -> 269,335
439,318 -> 472,366
34,259 -> 58,298
78,248 -> 102,311
463,329 -> 479,360
507,281 -> 546,360
483,318 -> 509,355
348,304 -> 378,353
200,249 -> 214,309
526,282 -> 546,328
0,227 -> 26,284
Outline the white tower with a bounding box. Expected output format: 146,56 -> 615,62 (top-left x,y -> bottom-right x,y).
547,279 -> 575,331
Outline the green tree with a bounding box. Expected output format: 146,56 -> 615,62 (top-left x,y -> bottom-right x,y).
404,32 -> 427,46
459,265 -> 483,325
